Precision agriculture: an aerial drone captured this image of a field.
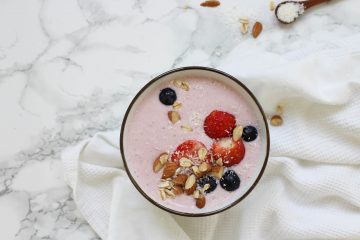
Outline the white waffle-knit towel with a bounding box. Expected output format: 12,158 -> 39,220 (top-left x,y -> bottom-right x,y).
62,34 -> 360,240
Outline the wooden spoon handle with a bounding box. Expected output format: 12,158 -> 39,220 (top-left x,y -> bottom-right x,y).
303,0 -> 330,9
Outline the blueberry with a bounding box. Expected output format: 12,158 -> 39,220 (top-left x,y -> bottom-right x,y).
220,170 -> 240,191
197,175 -> 217,193
159,88 -> 177,105
242,125 -> 258,142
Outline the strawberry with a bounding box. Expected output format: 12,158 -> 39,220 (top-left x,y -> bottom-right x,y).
211,138 -> 245,167
204,110 -> 236,139
171,140 -> 207,165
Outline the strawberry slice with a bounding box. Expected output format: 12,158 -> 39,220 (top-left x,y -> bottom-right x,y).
204,110 -> 236,139
171,140 -> 207,165
211,138 -> 245,167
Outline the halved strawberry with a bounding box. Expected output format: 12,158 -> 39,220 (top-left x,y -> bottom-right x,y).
204,110 -> 236,139
171,140 -> 207,165
211,138 -> 245,167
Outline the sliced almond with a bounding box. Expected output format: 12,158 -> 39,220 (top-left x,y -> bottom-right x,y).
271,115 -> 283,126
173,80 -> 190,91
172,174 -> 188,186
192,165 -> 204,178
159,153 -> 169,165
168,111 -> 181,124
158,181 -> 171,189
181,125 -> 193,132
196,195 -> 206,208
198,148 -> 207,161
203,183 -> 211,192
173,186 -> 184,195
172,101 -> 182,110
199,162 -> 212,173
159,189 -> 167,200
184,174 -> 196,195
239,17 -> 249,24
211,165 -> 224,179
232,125 -> 243,141
215,158 -> 223,166
179,157 -> 193,167
193,190 -> 200,199
162,162 -> 178,179
269,1 -> 276,11
153,158 -> 163,173
165,189 -> 176,198
240,22 -> 249,34
252,21 -> 263,39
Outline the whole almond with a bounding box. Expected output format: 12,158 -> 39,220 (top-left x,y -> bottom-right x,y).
199,162 -> 212,173
196,195 -> 206,208
211,165 -> 224,179
252,22 -> 263,38
184,174 -> 196,195
162,162 -> 178,179
168,111 -> 181,124
173,186 -> 184,195
200,0 -> 220,7
232,125 -> 243,141
172,174 -> 188,186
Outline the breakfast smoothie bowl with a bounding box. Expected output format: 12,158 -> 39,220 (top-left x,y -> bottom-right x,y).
120,67 -> 270,216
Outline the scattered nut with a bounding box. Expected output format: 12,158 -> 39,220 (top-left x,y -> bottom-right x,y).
199,162 -> 212,173
270,115 -> 283,126
165,189 -> 176,198
181,125 -> 193,132
196,195 -> 206,208
215,158 -> 223,166
239,17 -> 249,34
162,162 -> 178,179
179,157 -> 193,167
200,0 -> 220,7
269,1 -> 276,11
192,165 -> 204,178
184,174 -> 196,195
210,165 -> 224,179
173,80 -> 190,91
193,190 -> 200,199
232,125 -> 243,141
198,148 -> 207,161
168,111 -> 181,124
159,189 -> 167,200
252,21 -> 263,39
172,174 -> 188,186
173,186 -> 184,195
172,101 -> 182,110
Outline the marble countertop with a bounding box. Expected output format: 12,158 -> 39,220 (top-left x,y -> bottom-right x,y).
0,0 -> 359,239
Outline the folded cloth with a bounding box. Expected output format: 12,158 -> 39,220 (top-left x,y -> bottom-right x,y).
62,34 -> 360,240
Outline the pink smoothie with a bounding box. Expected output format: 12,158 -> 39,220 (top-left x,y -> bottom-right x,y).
123,77 -> 263,214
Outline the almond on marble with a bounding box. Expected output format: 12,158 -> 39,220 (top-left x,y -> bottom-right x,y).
252,21 -> 263,38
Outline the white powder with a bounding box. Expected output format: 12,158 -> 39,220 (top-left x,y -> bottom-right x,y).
277,2 -> 305,23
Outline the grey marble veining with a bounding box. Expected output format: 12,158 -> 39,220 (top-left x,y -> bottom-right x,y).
0,0 -> 359,239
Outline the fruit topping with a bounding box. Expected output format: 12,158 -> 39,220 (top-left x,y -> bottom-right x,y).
211,138 -> 245,167
197,175 -> 217,194
204,110 -> 236,139
159,88 -> 177,105
242,125 -> 258,142
171,140 -> 207,165
220,170 -> 240,191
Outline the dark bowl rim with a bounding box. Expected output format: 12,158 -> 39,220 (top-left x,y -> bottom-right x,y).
119,66 -> 270,217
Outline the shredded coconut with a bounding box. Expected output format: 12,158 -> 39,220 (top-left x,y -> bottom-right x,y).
277,2 -> 304,23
